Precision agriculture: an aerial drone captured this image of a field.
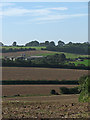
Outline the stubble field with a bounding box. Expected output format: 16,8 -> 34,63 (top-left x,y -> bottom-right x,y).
2,67 -> 88,81
2,85 -> 78,96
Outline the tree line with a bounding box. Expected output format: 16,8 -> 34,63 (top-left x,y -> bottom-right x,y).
1,40 -> 90,55
1,48 -> 36,53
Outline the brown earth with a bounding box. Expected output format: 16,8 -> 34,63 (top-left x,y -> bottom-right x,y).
2,67 -> 88,81
2,85 -> 78,96
2,50 -> 52,57
2,95 -> 89,118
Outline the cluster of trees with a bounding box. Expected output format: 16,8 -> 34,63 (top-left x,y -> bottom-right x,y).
25,40 -> 90,55
2,53 -> 66,66
50,75 -> 90,103
33,54 -> 66,65
60,87 -> 79,94
25,40 -> 55,47
2,54 -> 90,70
46,42 -> 90,55
51,86 -> 79,95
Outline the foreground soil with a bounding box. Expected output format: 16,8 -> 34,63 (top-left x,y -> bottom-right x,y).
2,67 -> 88,81
2,85 -> 78,96
2,95 -> 89,118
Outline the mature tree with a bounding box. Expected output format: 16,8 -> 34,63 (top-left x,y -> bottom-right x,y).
58,40 -> 65,47
49,41 -> 55,46
25,40 -> 39,46
0,42 -> 4,46
67,42 -> 73,45
59,53 -> 66,62
12,41 -> 17,46
46,53 -> 66,64
45,41 -> 49,46
40,42 -> 45,46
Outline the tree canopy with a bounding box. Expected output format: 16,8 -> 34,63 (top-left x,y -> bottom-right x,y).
78,75 -> 90,102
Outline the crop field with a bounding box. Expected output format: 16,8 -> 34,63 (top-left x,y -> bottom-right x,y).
2,95 -> 89,118
2,85 -> 78,97
2,67 -> 88,81
2,50 -> 89,58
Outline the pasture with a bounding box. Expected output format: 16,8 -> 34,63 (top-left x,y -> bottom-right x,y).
2,67 -> 88,81
71,59 -> 90,67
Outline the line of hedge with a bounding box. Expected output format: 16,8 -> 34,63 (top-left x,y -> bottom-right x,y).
60,86 -> 80,94
1,48 -> 36,53
2,63 -> 90,70
1,80 -> 79,85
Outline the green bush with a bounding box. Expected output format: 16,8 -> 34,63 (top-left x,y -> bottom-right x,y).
60,87 -> 69,94
60,87 -> 79,94
50,89 -> 58,95
78,75 -> 90,102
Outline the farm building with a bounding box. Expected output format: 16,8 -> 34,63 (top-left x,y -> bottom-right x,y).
4,55 -> 44,61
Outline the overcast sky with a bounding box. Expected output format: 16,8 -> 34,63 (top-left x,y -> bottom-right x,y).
1,2 -> 88,45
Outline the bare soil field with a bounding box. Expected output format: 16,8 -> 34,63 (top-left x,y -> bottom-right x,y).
2,50 -> 53,57
2,67 -> 88,81
2,85 -> 78,96
2,95 -> 89,118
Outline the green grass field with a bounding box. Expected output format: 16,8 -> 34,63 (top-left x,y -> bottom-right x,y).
36,52 -> 89,58
70,59 -> 90,67
2,46 -> 46,50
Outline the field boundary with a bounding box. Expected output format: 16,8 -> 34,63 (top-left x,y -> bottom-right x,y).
1,80 -> 79,85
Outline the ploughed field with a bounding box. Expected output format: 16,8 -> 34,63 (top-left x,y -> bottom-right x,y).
2,50 -> 52,57
2,66 -> 89,118
2,85 -> 78,96
2,95 -> 89,118
2,67 -> 88,81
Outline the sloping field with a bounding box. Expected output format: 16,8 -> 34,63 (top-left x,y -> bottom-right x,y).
2,50 -> 88,58
2,85 -> 77,96
2,50 -> 54,57
2,67 -> 88,81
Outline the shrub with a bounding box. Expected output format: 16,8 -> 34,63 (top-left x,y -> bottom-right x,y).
50,89 -> 58,95
60,87 -> 79,94
60,87 -> 70,94
78,75 -> 90,102
14,94 -> 20,97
